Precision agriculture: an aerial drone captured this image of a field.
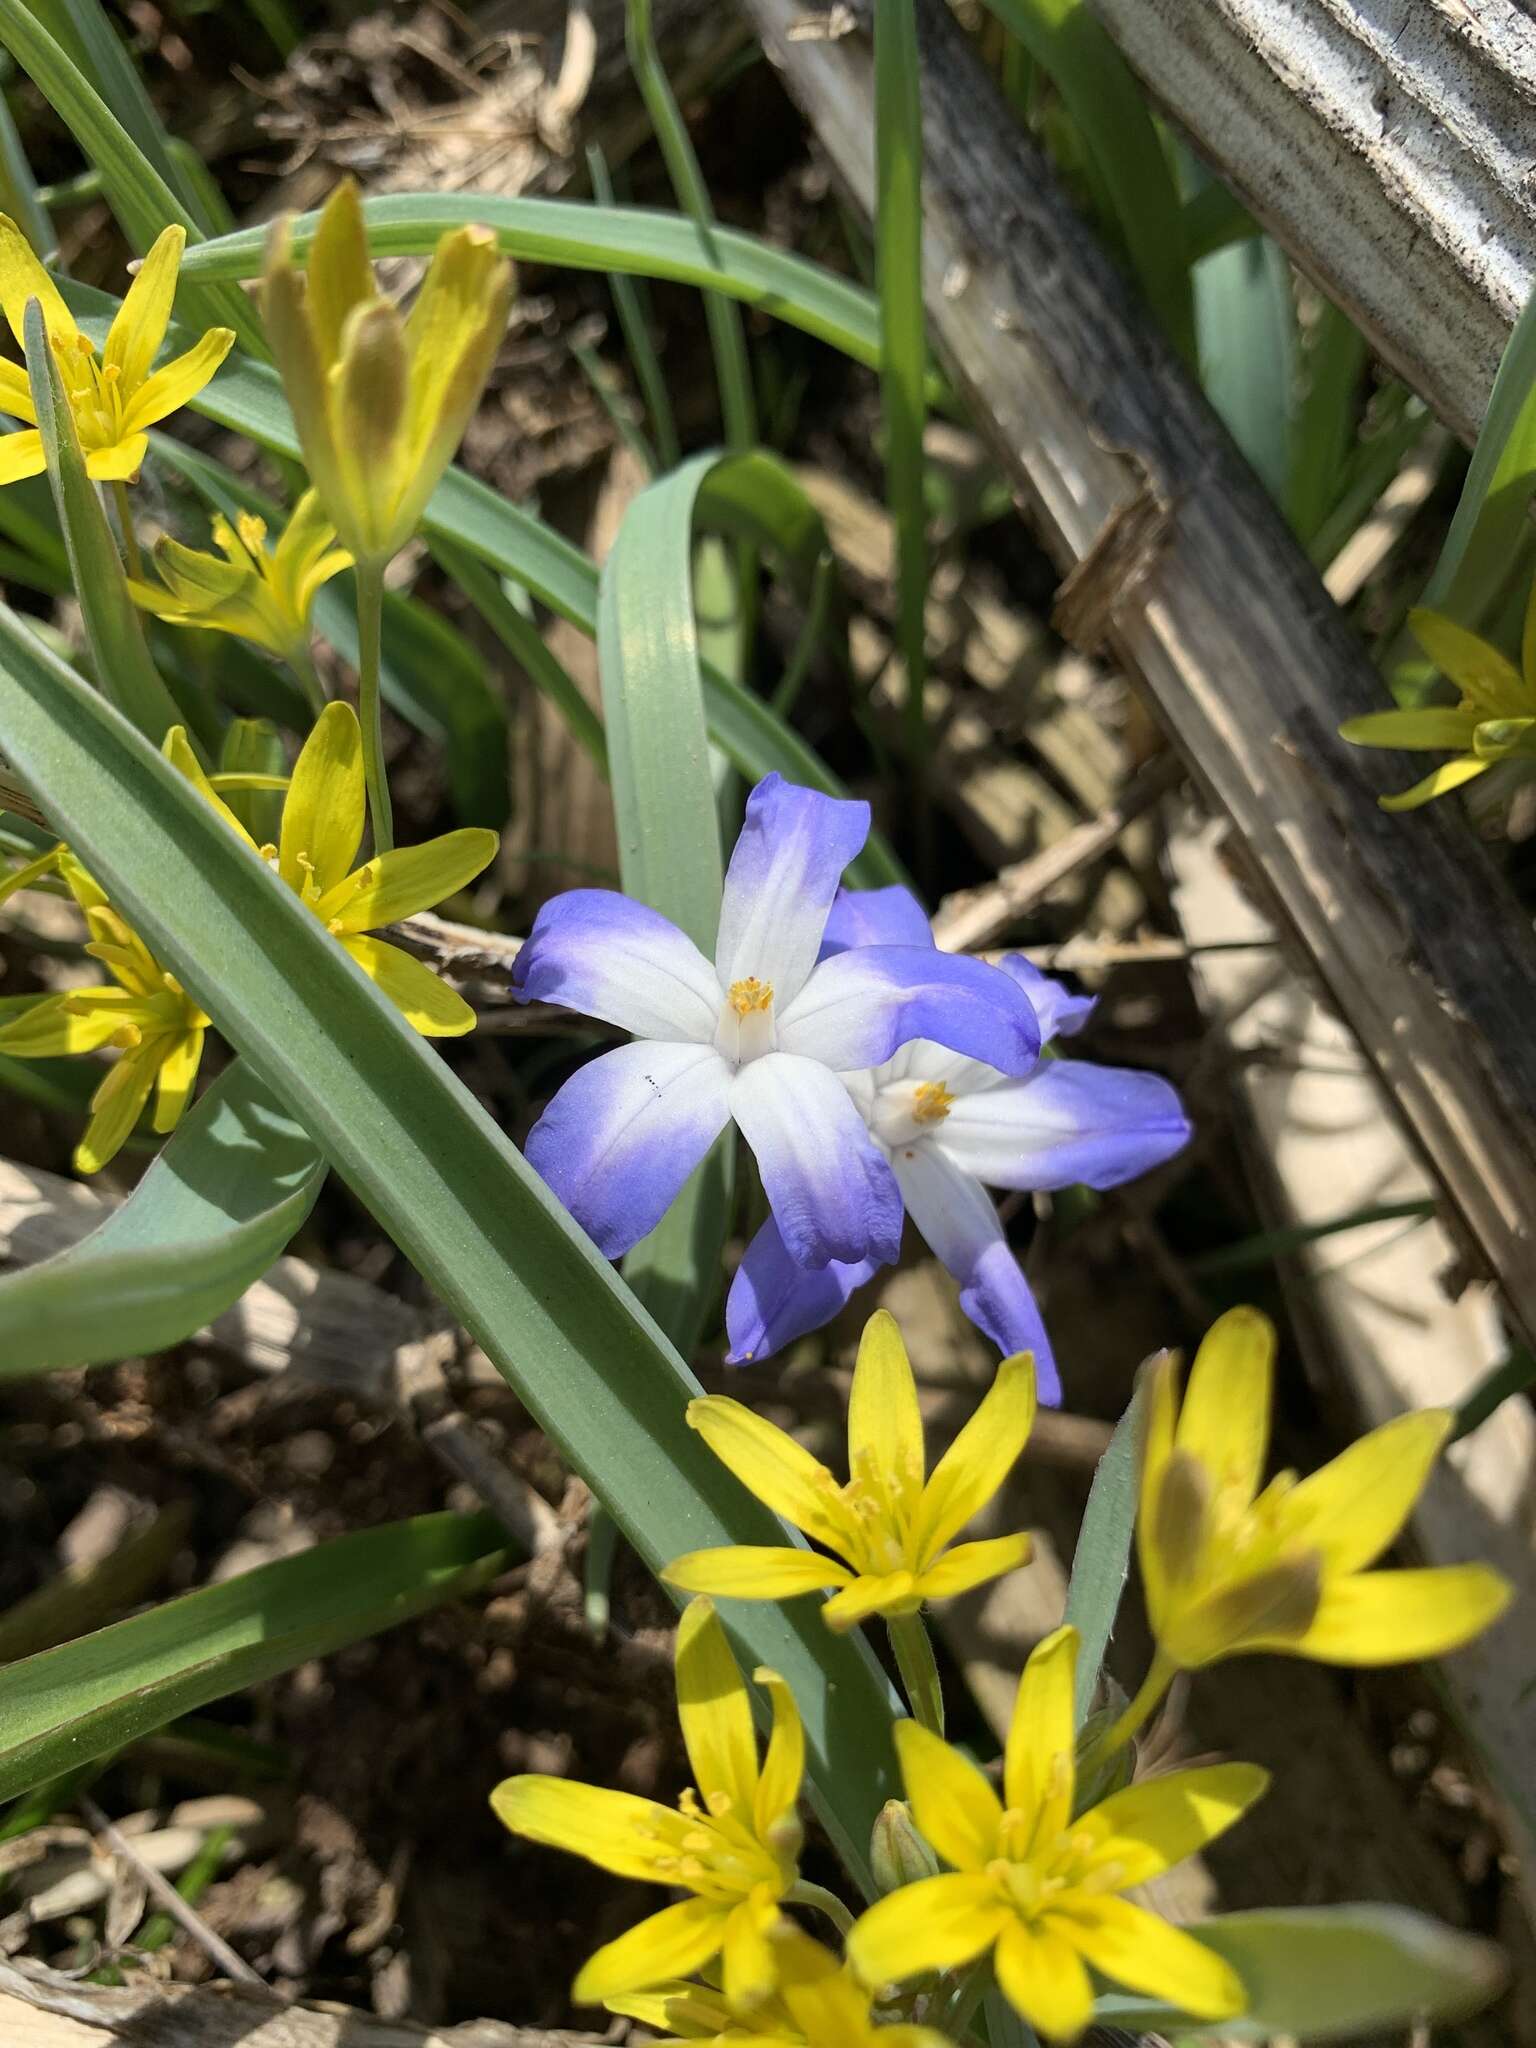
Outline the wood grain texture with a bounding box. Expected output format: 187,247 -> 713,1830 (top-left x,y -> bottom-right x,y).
743,0 -> 1536,1346
1082,0 -> 1536,442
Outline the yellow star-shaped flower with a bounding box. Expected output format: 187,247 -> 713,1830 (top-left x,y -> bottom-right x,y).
129,489 -> 351,662
849,1625 -> 1266,2041
0,217 -> 233,486
1340,599 -> 1536,810
492,1599 -> 805,2011
165,699 -> 496,1035
664,1310 -> 1034,1631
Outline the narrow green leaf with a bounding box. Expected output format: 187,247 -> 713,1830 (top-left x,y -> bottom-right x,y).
1192,229 -> 1297,504
176,192 -> 893,377
24,298 -> 182,742
1062,1377 -> 1142,1728
0,0 -> 262,352
1286,297 -> 1368,544
0,1511 -> 509,1799
588,143 -> 681,471
1181,179 -> 1256,264
0,603 -> 902,1891
977,0 -> 1194,362
0,86 -> 55,260
0,1062 -> 324,1376
0,1499 -> 192,1660
1092,1904 -> 1507,2038
1424,271 -> 1536,628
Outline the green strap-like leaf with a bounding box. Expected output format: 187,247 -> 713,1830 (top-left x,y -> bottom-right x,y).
1062,1376 -> 1143,1728
0,601 -> 900,1891
0,1063 -> 324,1377
24,299 -> 183,744
0,1511 -> 508,1799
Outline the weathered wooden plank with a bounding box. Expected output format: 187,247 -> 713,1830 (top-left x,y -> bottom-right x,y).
742,0 -> 1536,1346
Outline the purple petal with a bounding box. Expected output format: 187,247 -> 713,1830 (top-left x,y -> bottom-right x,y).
777,946 -> 1041,1075
512,889 -> 720,1041
524,1041 -> 732,1258
892,1144 -> 1061,1403
934,1059 -> 1191,1191
725,1216 -> 879,1363
715,775 -> 869,1008
997,954 -> 1096,1041
818,883 -> 933,957
729,1052 -> 903,1268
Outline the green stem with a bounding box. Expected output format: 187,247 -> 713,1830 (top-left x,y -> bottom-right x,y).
941,1956 -> 992,2039
289,642 -> 328,720
111,480 -> 143,582
786,1878 -> 856,1939
1083,1650 -> 1175,1768
354,558 -> 393,853
887,1611 -> 944,1736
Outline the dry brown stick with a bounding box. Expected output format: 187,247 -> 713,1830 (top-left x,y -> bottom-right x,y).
931,753 -> 1183,951
76,1796 -> 261,1986
744,0 -> 1536,1350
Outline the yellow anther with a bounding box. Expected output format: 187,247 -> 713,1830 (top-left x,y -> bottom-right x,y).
258,842 -> 279,864
108,1023 -> 143,1050
102,361 -> 121,383
704,1789 -> 733,1818
678,1856 -> 708,1882
727,976 -> 774,1016
912,1079 -> 955,1125
236,512 -> 268,552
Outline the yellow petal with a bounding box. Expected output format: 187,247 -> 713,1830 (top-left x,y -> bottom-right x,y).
1051,1896 -> 1245,2021
83,433 -> 150,483
1338,708 -> 1483,750
1280,1408 -> 1452,1574
1175,1306 -> 1274,1511
104,225 -> 184,390
916,1531 -> 1032,1601
0,842 -> 60,908
393,225 -> 511,541
685,1396 -> 853,1555
280,700 -> 365,895
489,1774 -> 679,1882
820,1571 -> 917,1632
894,1719 -> 1001,1873
0,991 -> 141,1056
1272,1564 -> 1512,1665
1003,1623 -> 1076,1830
773,1925 -> 873,2039
993,1919 -> 1094,2042
163,725 -> 254,844
262,223 -> 347,525
0,214 -> 75,348
847,1307 -> 925,1491
151,1026 -> 204,1133
318,826 -> 498,933
1077,1762 -> 1269,1885
573,1896 -> 729,2006
0,427 -> 45,483
751,1666 -> 805,1844
340,935 -> 474,1035
914,1348 -> 1036,1566
1135,1350 -> 1178,1600
0,357 -> 37,422
77,1040 -> 165,1173
674,1597 -> 759,1822
121,328 -> 235,433
1409,607 -> 1525,716
1169,1554 -> 1322,1668
848,1871 -> 1007,1985
1379,756 -> 1492,811
307,179 -> 375,365
331,297 -> 409,555
721,1890 -> 780,2010
662,1546 -> 852,1600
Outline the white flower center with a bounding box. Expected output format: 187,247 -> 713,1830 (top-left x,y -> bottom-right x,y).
870,1077 -> 955,1149
716,976 -> 777,1064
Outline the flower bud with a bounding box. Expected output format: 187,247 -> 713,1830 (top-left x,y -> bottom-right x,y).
869,1799 -> 940,1895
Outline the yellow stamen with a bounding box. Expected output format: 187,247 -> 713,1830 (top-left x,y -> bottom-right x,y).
912,1079 -> 955,1124
728,976 -> 774,1016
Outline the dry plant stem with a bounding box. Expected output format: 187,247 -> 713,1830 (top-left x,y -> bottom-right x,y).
110,481 -> 142,582
887,1611 -> 944,1735
746,0 -> 1536,1350
354,557 -> 393,854
77,1794 -> 261,1985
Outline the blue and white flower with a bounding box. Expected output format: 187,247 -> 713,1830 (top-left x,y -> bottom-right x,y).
725,886 -> 1192,1402
513,778 -> 1042,1270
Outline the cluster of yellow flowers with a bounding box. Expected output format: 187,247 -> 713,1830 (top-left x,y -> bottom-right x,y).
493,1309 -> 1510,2043
0,181 -> 510,1168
